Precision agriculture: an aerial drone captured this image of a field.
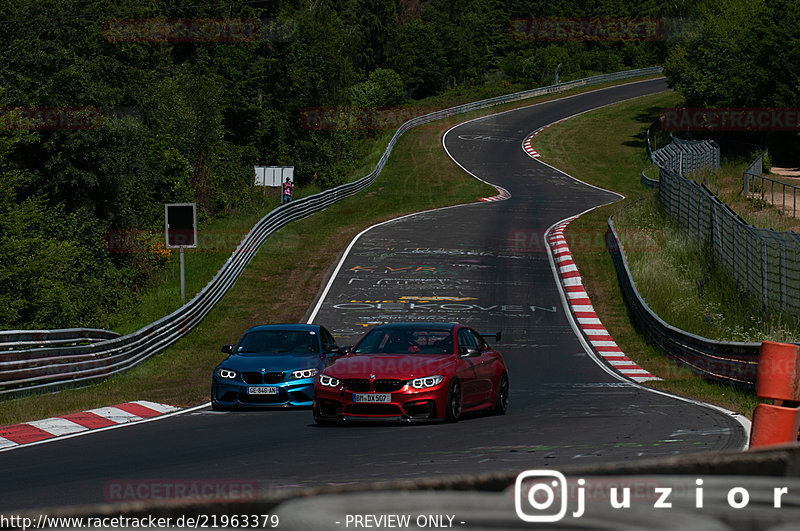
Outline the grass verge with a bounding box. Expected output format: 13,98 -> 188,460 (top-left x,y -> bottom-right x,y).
615,196 -> 800,343
533,90 -> 762,417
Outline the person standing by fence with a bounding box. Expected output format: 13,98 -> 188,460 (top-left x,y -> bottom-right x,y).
282,176 -> 294,204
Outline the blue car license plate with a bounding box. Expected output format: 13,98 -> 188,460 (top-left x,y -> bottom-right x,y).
248,386 -> 278,395
353,393 -> 391,403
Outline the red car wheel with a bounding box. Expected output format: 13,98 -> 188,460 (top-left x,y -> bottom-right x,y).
494,373 -> 509,415
445,378 -> 462,422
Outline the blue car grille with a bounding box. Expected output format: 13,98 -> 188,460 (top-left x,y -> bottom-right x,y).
242,371 -> 285,384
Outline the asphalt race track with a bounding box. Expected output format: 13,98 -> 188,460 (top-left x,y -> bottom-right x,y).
0,78 -> 747,513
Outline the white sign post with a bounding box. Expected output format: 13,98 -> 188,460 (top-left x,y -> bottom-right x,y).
254,166 -> 294,187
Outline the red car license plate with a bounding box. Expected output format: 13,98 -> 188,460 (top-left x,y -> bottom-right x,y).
353,393 -> 391,403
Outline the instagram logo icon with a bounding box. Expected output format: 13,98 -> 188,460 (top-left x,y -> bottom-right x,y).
515,470 -> 569,522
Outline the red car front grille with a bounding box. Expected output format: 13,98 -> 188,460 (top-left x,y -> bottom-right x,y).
342,379 -> 371,392
373,379 -> 405,392
342,378 -> 406,392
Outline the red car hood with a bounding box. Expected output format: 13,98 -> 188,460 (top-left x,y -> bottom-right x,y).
325,354 -> 454,380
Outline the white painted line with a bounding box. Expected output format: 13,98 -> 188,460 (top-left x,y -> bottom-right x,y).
28,417 -> 88,437
0,437 -> 18,449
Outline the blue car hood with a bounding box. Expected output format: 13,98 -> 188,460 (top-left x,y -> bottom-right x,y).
218,353 -> 325,372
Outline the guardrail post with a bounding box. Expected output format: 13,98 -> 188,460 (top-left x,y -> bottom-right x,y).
750,341 -> 800,448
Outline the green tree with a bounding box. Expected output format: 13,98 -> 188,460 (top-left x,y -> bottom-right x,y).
349,68 -> 406,107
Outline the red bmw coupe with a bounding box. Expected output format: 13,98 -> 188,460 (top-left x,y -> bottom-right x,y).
313,322 -> 509,424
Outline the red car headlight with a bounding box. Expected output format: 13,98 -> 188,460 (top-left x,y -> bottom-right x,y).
318,374 -> 341,387
409,375 -> 444,389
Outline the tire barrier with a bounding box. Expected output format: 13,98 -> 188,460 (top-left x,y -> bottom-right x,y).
750,341 -> 800,448
0,67 -> 664,398
606,217 -> 760,386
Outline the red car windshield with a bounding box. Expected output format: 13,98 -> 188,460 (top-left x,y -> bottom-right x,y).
353,328 -> 454,355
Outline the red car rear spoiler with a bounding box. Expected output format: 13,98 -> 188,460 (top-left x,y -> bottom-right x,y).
480,331 -> 502,343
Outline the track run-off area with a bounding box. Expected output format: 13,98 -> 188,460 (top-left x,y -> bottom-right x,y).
0,78 -> 747,513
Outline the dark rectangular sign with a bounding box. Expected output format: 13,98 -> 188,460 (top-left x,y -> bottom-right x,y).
165,203 -> 197,248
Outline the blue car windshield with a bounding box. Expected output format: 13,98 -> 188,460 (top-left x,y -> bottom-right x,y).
353,328 -> 453,355
236,330 -> 319,355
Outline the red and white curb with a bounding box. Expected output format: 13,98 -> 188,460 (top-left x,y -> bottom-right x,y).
522,119 -> 568,160
548,219 -> 660,383
0,401 -> 179,450
479,186 -> 511,202
522,129 -> 543,158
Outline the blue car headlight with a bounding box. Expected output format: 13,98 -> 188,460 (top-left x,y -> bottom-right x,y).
217,368 -> 237,380
291,368 -> 319,380
410,375 -> 444,389
318,374 -> 341,387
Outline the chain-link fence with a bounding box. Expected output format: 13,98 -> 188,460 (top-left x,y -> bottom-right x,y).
653,142 -> 800,314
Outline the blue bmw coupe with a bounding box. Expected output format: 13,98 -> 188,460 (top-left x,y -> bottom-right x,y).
211,324 -> 342,409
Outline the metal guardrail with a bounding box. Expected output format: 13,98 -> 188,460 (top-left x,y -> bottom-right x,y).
606,218 -> 760,386
0,66 -> 664,397
0,329 -> 120,352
